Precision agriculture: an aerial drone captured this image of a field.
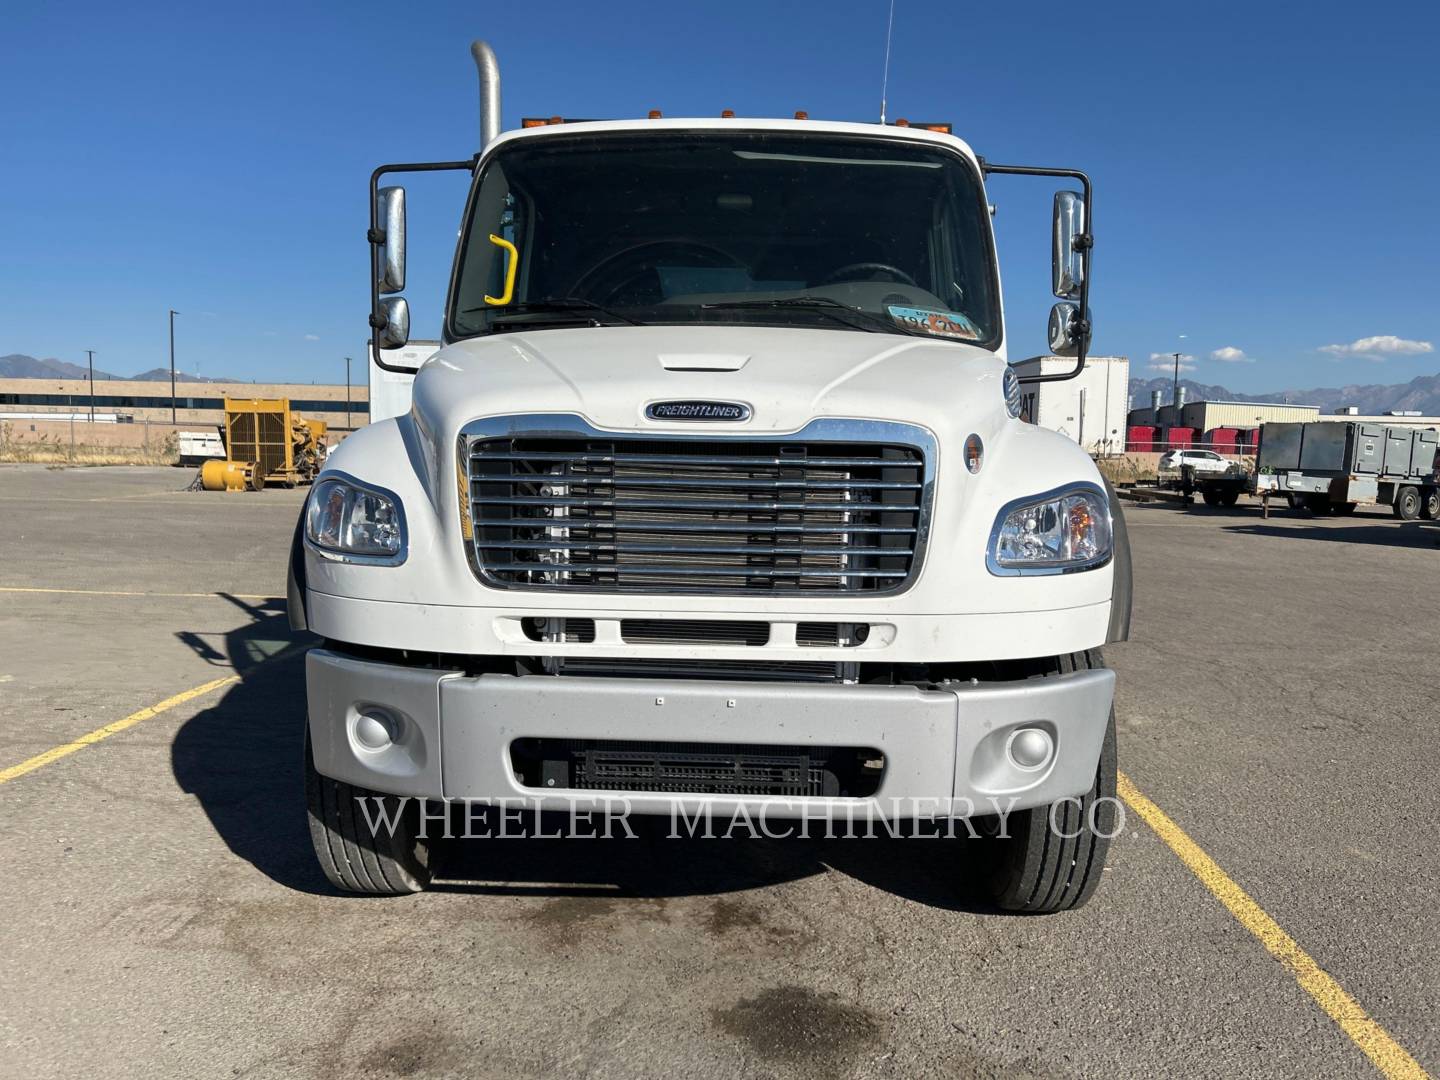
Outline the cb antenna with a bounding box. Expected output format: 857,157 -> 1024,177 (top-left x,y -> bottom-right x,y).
879,0 -> 896,124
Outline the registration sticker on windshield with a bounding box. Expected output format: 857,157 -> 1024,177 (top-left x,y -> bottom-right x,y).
887,305 -> 979,340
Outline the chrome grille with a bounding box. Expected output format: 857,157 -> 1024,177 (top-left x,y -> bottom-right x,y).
463,424 -> 929,594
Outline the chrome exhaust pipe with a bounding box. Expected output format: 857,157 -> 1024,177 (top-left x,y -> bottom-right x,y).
471,40 -> 501,150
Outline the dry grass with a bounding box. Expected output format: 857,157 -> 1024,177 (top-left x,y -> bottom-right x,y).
0,423 -> 178,466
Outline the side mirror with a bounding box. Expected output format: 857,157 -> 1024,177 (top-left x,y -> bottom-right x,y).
375,296 -> 410,349
375,186 -> 406,294
1048,302 -> 1082,357
1052,191 -> 1085,300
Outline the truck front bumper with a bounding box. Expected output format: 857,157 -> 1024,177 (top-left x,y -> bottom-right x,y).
306,648 -> 1114,818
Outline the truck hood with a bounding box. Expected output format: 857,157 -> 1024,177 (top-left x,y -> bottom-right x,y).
410,325 -> 1008,441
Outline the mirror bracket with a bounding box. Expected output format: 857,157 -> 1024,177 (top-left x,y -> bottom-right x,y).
981,158 -> 1094,386
366,156 -> 480,374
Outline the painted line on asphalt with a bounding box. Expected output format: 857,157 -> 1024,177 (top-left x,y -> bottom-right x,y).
0,586 -> 280,601
1118,772 -> 1430,1080
0,675 -> 239,786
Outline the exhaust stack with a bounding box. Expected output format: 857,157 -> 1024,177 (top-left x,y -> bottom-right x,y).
471,40 -> 502,150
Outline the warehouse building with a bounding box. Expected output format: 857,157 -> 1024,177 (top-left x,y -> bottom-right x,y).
1178,400 -> 1319,430
1010,355 -> 1129,455
0,377 -> 369,432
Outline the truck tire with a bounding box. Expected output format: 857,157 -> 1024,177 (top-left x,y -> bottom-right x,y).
1202,489 -> 1220,507
1422,490 -> 1440,521
1304,494 -> 1333,515
1219,489 -> 1240,508
305,730 -> 437,895
1393,486 -> 1421,521
973,650 -> 1117,914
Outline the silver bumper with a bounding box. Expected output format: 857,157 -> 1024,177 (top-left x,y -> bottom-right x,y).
305,648 -> 1114,817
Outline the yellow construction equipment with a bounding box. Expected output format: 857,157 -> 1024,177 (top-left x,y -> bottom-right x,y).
199,459 -> 262,492
221,398 -> 329,487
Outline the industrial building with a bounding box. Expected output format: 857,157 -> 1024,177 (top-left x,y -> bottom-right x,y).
1010,354 -> 1129,455
1179,400 -> 1321,430
0,377 -> 369,431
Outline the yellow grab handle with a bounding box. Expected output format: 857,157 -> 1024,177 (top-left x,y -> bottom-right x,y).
484,233 -> 518,306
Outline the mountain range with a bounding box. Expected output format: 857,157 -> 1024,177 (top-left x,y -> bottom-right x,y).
0,353 -> 233,383
1129,372 -> 1440,416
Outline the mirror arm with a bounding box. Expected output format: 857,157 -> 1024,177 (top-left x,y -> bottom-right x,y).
980,159 -> 1093,386
367,156 -> 480,373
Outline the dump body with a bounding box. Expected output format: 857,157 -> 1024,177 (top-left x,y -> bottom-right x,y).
1254,420 -> 1438,512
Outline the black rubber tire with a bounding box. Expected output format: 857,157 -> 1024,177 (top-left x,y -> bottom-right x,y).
974,650 -> 1118,914
1304,494 -> 1333,515
1422,490 -> 1440,521
1393,486 -> 1421,521
1333,502 -> 1357,516
1202,489 -> 1221,507
305,729 -> 436,895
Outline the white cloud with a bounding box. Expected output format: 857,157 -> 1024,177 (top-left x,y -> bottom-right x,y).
303,333 -> 320,341
1148,352 -> 1195,373
1210,346 -> 1254,363
1318,335 -> 1433,361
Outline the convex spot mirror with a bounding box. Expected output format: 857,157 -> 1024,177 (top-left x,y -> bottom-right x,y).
1052,190 -> 1085,301
376,186 -> 406,294
376,296 -> 410,350
1048,301 -> 1084,357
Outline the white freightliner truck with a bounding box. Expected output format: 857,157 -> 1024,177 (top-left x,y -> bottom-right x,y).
289,42 -> 1132,912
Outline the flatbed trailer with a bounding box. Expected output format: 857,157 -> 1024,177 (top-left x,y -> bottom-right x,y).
1252,421 -> 1439,518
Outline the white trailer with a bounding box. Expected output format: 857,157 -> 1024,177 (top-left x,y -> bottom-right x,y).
1010,354 -> 1129,455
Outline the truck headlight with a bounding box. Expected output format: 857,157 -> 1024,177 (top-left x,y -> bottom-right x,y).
305,473 -> 407,563
987,484 -> 1111,575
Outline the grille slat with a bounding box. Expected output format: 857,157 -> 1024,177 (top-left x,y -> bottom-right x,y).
466,434 -> 925,594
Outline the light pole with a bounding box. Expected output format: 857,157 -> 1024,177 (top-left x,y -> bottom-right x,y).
85,350 -> 96,422
169,309 -> 180,424
344,356 -> 352,430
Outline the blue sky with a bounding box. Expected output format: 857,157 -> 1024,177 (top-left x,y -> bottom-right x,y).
2,0 -> 1436,390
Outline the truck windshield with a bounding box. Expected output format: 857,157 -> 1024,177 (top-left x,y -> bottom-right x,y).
449,131 -> 1000,347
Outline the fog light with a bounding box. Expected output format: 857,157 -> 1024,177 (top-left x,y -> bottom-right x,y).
1006,727 -> 1053,771
354,708 -> 398,751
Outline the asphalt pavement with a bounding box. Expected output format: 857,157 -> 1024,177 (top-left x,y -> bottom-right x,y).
1,464 -> 1435,1079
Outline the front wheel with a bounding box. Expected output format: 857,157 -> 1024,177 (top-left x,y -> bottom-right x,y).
972,651 -> 1117,914
305,730 -> 438,895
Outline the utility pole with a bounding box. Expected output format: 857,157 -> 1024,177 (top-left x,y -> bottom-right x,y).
85,350 -> 96,422
1172,351 -> 1183,420
169,309 -> 180,424
344,356 -> 352,430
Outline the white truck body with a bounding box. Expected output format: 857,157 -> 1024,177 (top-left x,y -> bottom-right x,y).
292,44 -> 1129,910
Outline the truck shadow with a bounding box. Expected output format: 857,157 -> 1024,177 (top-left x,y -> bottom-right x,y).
169,600 -> 1002,911
1221,522 -> 1439,549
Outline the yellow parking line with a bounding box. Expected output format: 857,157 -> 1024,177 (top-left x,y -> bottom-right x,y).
1118,772 -> 1429,1080
0,586 -> 279,601
0,675 -> 239,785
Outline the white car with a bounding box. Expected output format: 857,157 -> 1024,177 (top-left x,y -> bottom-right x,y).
1160,449 -> 1233,474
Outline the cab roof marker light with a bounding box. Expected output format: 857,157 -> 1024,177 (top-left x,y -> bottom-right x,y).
794,110 -> 809,120
648,109 -> 662,119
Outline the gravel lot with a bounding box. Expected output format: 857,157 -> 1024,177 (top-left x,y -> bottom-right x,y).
1,464 -> 1435,1079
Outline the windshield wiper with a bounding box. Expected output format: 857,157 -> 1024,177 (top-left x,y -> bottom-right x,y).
463,297 -> 644,327
700,295 -> 927,338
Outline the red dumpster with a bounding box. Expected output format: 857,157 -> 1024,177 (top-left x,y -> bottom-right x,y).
1126,425 -> 1157,452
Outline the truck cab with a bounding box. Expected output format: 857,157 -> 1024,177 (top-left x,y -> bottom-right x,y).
292,42 -> 1130,911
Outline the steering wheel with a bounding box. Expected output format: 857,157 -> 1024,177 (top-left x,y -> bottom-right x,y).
571,240 -> 744,305
819,262 -> 918,287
